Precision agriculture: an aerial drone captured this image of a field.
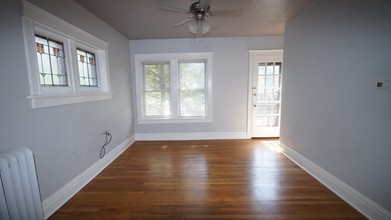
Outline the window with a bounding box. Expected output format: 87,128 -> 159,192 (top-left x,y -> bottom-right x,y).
35,35 -> 68,87
77,49 -> 98,87
23,1 -> 111,108
135,53 -> 213,123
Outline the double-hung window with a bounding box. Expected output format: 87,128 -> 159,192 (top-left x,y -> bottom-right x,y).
23,1 -> 111,108
135,53 -> 213,123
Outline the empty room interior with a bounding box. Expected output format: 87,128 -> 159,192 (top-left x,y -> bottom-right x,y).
1,0 -> 390,219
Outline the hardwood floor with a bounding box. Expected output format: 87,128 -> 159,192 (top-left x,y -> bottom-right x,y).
50,139 -> 366,219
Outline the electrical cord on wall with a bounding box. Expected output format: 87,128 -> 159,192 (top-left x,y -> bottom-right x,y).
100,131 -> 112,158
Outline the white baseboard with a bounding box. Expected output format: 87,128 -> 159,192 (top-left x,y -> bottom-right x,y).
42,135 -> 136,219
135,132 -> 248,141
279,142 -> 391,220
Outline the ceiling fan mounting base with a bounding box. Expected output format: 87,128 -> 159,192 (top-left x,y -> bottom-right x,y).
190,2 -> 210,20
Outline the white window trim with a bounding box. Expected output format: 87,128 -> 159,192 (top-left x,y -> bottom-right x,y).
134,52 -> 213,124
22,0 -> 112,108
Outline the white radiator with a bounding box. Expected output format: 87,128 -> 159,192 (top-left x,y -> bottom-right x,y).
0,148 -> 44,220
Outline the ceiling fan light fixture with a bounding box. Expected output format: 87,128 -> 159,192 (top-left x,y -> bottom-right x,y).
188,20 -> 198,34
188,19 -> 210,36
202,22 -> 211,34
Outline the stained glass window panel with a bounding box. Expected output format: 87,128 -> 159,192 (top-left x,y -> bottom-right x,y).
35,35 -> 68,86
77,49 -> 98,87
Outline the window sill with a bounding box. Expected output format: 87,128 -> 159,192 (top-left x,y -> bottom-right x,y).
27,92 -> 113,108
137,117 -> 212,124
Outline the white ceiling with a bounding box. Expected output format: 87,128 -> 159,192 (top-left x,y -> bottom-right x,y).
76,0 -> 315,40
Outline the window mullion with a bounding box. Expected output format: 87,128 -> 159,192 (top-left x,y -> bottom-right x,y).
170,59 -> 179,118
141,64 -> 147,118
67,39 -> 78,93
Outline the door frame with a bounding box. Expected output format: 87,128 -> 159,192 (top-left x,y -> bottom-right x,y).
247,50 -> 283,138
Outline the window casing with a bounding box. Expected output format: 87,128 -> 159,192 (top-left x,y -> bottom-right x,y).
23,1 -> 111,108
135,53 -> 213,123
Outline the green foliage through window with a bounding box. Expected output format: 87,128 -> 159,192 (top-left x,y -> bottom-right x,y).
143,63 -> 170,116
179,62 -> 206,117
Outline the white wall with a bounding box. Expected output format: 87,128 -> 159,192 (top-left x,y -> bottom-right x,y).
129,37 -> 283,135
281,0 -> 391,212
0,0 -> 134,200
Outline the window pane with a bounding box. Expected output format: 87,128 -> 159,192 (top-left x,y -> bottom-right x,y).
275,62 -> 282,75
179,62 -> 206,117
143,63 -> 170,117
145,92 -> 170,116
257,90 -> 264,103
144,64 -> 169,91
258,76 -> 265,89
274,76 -> 281,88
77,48 -> 98,87
35,35 -> 68,86
272,103 -> 280,114
258,63 -> 266,75
266,76 -> 273,88
273,89 -> 280,101
266,62 -> 274,75
264,103 -> 273,114
180,90 -> 205,117
263,116 -> 279,127
265,90 -> 273,101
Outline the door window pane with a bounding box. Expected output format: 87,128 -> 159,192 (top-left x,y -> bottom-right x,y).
266,76 -> 274,88
265,90 -> 274,101
266,62 -> 274,75
258,76 -> 265,89
273,89 -> 280,101
264,116 -> 279,127
275,62 -> 282,75
274,76 -> 281,88
258,63 -> 266,75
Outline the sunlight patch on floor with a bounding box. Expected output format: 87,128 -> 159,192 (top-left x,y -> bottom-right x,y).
261,139 -> 284,153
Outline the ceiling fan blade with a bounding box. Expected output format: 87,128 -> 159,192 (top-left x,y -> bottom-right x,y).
212,8 -> 243,17
160,4 -> 189,13
199,0 -> 213,10
173,17 -> 194,27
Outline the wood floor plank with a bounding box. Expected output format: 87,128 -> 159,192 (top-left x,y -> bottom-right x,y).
49,139 -> 366,219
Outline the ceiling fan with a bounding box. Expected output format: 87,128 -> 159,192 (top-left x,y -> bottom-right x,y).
160,0 -> 243,37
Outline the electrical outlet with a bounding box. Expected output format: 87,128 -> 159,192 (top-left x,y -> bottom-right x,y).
376,80 -> 387,89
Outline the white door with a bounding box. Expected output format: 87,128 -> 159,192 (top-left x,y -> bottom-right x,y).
249,50 -> 283,138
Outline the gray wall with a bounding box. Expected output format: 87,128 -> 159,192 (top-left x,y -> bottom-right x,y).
281,0 -> 391,211
0,0 -> 134,200
130,37 -> 283,134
